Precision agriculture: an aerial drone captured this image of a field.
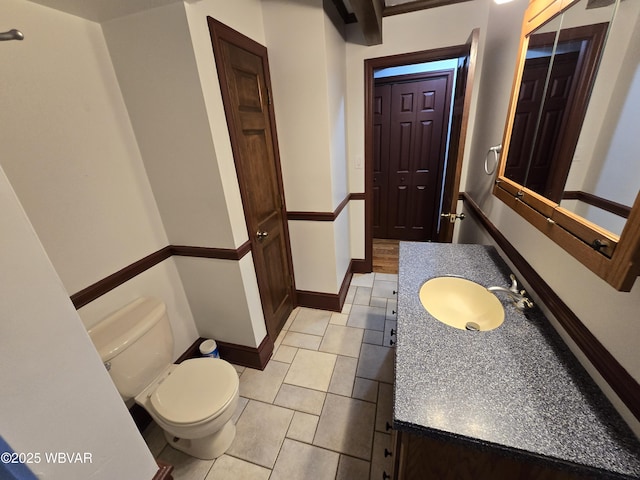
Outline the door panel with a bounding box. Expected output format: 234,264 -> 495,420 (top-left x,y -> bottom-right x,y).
209,18 -> 294,340
373,84 -> 391,238
382,74 -> 453,241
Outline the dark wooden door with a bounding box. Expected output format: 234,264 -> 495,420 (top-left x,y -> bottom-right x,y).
526,51 -> 580,198
504,55 -> 550,186
374,71 -> 454,241
208,18 -> 295,340
373,84 -> 391,238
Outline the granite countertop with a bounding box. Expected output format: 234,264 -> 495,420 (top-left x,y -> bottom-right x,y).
394,242 -> 640,479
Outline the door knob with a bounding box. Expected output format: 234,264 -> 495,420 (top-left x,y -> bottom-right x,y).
256,230 -> 269,239
441,212 -> 465,223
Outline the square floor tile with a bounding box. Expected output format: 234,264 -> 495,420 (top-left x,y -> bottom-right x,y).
270,439 -> 339,480
284,349 -> 337,391
375,273 -> 398,282
363,329 -> 383,345
329,312 -> 349,326
353,287 -> 372,306
353,377 -> 378,403
319,324 -> 364,358
286,411 -> 319,444
337,455 -> 370,480
232,396 -> 249,425
345,287 -> 356,304
370,296 -> 387,308
328,355 -> 358,397
356,343 -> 394,383
313,393 -> 376,460
238,360 -> 289,403
351,273 -> 375,287
347,305 -> 386,331
372,280 -> 398,299
272,344 -> 298,363
157,446 -> 213,480
205,455 -> 270,480
288,307 -> 331,336
281,331 -> 322,350
274,384 -> 326,415
227,400 -> 293,468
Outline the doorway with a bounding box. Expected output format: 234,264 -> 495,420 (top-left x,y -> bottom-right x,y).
373,68 -> 455,241
364,30 -> 479,270
208,18 -> 295,342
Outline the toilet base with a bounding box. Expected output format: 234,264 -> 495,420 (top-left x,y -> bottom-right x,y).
164,420 -> 236,460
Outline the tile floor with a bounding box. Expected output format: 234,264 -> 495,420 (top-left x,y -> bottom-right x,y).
143,272 -> 398,480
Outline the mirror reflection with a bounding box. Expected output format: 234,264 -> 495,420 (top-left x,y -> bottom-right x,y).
503,0 -> 640,237
561,0 -> 640,236
503,13 -> 564,191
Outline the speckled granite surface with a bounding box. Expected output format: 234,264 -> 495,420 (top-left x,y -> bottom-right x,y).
395,242 -> 640,479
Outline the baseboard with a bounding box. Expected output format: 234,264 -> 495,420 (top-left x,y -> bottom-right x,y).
296,290 -> 342,311
296,259 -> 365,312
176,336 -> 273,371
351,258 -> 369,273
153,461 -> 173,480
217,335 -> 273,370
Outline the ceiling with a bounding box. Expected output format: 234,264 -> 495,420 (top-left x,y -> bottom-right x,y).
25,0 -> 470,44
26,0 -> 183,23
334,0 -> 473,45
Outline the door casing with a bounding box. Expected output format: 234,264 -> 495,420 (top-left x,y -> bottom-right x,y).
364,30 -> 479,269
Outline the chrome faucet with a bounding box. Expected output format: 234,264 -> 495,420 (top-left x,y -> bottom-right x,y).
488,274 -> 534,310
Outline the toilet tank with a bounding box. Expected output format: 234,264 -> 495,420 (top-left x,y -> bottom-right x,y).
88,297 -> 174,401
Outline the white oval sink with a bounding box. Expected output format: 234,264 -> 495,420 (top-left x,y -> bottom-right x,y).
419,276 -> 504,331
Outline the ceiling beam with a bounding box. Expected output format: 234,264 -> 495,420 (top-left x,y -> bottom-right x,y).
384,0 -> 474,17
350,0 -> 384,45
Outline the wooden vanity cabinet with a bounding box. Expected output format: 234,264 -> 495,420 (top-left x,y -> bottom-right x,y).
391,429 -> 588,480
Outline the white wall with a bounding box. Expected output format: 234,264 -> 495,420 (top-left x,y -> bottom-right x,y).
263,0 -> 335,212
102,2 -> 236,249
0,165 -> 157,479
460,0 -> 640,436
104,1 -> 269,348
1,0 -> 167,293
0,0 -> 198,357
262,0 -> 352,294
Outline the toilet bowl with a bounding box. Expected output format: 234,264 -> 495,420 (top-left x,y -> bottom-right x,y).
87,297 -> 239,460
135,358 -> 239,459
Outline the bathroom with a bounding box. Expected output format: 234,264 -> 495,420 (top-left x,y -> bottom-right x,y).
1,0 -> 639,478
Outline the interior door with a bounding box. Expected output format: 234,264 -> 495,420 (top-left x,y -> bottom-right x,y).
438,29 -> 479,243
375,72 -> 454,241
208,18 -> 295,340
373,84 -> 391,239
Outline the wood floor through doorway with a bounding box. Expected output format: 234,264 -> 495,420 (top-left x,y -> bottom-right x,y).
373,238 -> 399,274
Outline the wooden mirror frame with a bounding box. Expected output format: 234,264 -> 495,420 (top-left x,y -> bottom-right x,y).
493,0 -> 640,291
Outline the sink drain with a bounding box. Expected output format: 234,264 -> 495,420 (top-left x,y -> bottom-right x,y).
465,322 -> 480,331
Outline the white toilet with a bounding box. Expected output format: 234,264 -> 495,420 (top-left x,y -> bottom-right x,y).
88,297 -> 239,460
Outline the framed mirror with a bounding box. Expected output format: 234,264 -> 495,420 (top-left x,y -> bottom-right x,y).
494,0 -> 640,291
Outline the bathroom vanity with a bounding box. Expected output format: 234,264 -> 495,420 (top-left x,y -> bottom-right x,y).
391,242 -> 640,479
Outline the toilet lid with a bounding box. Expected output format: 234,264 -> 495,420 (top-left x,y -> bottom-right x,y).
150,358 -> 238,425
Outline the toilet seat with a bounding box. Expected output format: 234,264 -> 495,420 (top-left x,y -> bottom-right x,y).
150,358 -> 238,426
